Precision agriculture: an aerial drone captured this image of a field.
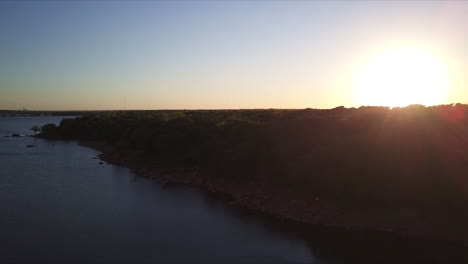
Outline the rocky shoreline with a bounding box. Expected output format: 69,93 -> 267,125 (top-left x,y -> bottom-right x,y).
79,140 -> 467,245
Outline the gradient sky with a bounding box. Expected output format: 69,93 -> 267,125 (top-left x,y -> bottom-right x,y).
1,1 -> 467,110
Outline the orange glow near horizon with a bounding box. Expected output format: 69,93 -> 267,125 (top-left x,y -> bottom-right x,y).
354,47 -> 450,107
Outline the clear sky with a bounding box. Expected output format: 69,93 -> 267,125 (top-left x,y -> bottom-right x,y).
1,1 -> 467,110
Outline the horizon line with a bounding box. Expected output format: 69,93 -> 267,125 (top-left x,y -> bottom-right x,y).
0,103 -> 466,112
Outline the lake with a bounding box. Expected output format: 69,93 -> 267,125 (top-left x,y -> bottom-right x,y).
0,116 -> 465,263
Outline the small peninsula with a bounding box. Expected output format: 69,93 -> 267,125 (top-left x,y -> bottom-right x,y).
38,105 -> 468,244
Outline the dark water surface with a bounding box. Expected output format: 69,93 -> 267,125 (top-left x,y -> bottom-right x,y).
0,117 -> 466,264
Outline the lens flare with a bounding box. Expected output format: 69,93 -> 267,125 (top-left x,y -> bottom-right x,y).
355,48 -> 449,107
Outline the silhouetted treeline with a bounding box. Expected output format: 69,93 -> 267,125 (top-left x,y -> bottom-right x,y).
40,104 -> 468,214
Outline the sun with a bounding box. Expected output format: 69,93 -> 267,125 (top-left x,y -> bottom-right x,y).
355,47 -> 449,107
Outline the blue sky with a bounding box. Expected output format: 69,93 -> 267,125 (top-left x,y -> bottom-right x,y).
1,1 -> 467,110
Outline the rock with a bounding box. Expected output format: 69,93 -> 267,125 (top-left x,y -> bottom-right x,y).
3,135 -> 9,138
11,134 -> 21,137
98,162 -> 104,165
26,144 -> 36,148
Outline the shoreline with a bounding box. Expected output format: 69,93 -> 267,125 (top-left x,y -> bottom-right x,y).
79,140 -> 467,245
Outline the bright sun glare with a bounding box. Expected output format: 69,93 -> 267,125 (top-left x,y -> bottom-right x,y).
355,48 -> 449,107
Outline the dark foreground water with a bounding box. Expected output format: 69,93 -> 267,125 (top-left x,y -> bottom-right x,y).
0,117 -> 466,264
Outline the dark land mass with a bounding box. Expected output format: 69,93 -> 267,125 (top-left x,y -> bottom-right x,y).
0,110 -> 111,117
0,109 -> 245,117
37,104 -> 468,250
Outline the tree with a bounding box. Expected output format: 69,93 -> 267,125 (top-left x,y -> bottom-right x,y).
40,123 -> 58,138
31,125 -> 41,135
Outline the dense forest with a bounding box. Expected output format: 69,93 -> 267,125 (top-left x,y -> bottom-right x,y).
39,104 -> 468,219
